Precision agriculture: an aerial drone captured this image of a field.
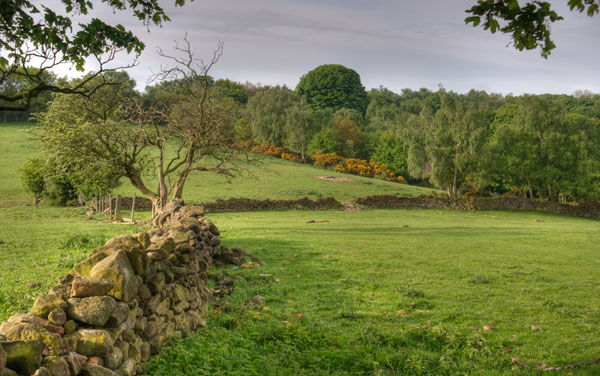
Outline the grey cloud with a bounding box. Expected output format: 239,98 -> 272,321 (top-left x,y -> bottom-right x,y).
46,0 -> 600,94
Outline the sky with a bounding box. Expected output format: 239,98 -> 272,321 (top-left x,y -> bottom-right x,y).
53,0 -> 600,95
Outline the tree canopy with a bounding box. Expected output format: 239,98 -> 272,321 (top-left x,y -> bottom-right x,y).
465,0 -> 599,58
296,64 -> 368,114
0,0 -> 189,111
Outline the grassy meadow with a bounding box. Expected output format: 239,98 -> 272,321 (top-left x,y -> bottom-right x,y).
0,122 -> 434,208
145,210 -> 600,375
1,121 -> 600,374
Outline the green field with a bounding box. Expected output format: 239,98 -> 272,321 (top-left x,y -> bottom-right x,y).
144,210 -> 600,375
0,122 -> 434,208
1,121 -> 600,374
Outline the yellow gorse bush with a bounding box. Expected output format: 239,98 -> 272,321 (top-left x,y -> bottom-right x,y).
243,143 -> 407,184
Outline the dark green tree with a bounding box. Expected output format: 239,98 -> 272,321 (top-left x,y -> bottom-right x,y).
296,64 -> 368,114
213,79 -> 249,105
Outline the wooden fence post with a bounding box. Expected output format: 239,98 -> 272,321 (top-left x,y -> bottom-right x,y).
115,195 -> 122,221
131,193 -> 136,222
108,194 -> 113,220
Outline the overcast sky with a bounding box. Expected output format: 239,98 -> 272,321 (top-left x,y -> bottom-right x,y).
60,0 -> 599,95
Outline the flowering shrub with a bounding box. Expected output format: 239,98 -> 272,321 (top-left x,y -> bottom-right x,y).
334,158 -> 402,182
242,142 -> 408,184
250,141 -> 285,157
312,150 -> 344,167
281,152 -> 302,162
245,141 -> 306,162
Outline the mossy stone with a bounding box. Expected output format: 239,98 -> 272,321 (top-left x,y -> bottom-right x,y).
30,294 -> 68,318
90,251 -> 136,302
0,322 -> 61,356
71,276 -> 114,298
0,342 -> 5,370
42,356 -> 70,376
68,329 -> 114,357
67,296 -> 117,326
2,340 -> 43,375
72,247 -> 116,276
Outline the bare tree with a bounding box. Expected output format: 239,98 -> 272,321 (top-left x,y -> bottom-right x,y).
37,39 -> 254,224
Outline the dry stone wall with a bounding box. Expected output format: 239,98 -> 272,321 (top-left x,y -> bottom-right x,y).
352,195 -> 600,220
0,205 -> 220,376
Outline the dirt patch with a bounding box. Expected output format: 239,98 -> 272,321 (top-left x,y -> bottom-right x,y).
317,175 -> 354,182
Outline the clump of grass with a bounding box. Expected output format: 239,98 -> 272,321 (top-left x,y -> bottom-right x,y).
57,253 -> 86,269
404,287 -> 426,299
59,233 -> 105,251
469,275 -> 492,284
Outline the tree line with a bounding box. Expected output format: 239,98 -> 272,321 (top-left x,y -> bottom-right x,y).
14,61 -> 600,213
226,65 -> 600,202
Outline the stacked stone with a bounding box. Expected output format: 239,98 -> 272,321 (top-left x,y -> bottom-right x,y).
0,207 -> 220,376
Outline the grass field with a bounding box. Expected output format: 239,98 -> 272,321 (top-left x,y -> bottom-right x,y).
0,122 -> 434,208
0,205 -> 148,321
147,210 -> 600,375
2,121 -> 600,374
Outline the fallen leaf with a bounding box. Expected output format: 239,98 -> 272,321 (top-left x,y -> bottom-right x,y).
396,310 -> 406,316
535,363 -> 548,370
292,312 -> 305,320
530,325 -> 541,331
241,262 -> 256,269
483,325 -> 492,331
501,348 -> 512,354
296,274 -> 301,278
407,302 -> 416,307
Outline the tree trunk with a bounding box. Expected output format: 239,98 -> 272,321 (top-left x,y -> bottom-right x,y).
131,193 -> 136,222
152,198 -> 184,227
547,184 -> 558,202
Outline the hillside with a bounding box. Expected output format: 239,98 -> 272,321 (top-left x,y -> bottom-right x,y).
0,122 -> 435,207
